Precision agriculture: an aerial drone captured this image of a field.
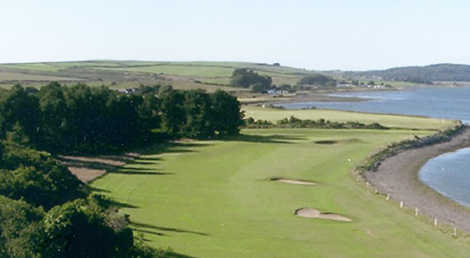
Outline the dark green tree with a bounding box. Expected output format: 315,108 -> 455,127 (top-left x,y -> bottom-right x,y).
161,90 -> 186,136
182,90 -> 213,138
0,196 -> 44,258
298,74 -> 336,87
230,68 -> 272,91
210,90 -> 244,136
41,198 -> 133,258
0,85 -> 40,145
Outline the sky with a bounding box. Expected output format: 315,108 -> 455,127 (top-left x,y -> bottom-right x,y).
1,0 -> 470,70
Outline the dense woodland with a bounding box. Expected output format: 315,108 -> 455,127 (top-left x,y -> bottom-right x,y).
0,83 -> 243,153
0,82 -> 244,257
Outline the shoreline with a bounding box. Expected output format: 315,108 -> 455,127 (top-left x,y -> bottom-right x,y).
365,126 -> 470,233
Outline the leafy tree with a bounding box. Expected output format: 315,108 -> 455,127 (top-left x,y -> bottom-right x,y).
161,90 -> 186,136
0,196 -> 44,258
182,90 -> 214,138
298,74 -> 336,87
210,90 -> 244,136
0,85 -> 40,145
0,143 -> 85,209
41,198 -> 133,258
230,68 -> 272,92
38,82 -> 68,150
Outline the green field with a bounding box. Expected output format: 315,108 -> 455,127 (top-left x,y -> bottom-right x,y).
91,108 -> 469,257
0,60 -> 314,91
243,106 -> 457,130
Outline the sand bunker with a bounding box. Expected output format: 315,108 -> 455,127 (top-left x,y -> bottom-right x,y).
294,208 -> 352,222
68,167 -> 106,183
270,177 -> 316,186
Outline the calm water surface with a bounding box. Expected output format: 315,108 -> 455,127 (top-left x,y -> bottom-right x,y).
279,86 -> 470,207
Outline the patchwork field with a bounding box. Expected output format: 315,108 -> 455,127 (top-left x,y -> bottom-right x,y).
0,61 -> 312,91
91,109 -> 469,257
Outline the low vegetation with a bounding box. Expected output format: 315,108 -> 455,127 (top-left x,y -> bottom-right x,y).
358,122 -> 465,172
243,105 -> 456,130
244,116 -> 388,129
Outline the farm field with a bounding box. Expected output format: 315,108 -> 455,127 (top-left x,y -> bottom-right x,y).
91,109 -> 468,257
0,60 -> 312,91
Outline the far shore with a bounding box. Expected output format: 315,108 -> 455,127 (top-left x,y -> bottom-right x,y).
365,126 -> 470,233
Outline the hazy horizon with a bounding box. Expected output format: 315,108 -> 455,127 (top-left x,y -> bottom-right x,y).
3,0 -> 470,70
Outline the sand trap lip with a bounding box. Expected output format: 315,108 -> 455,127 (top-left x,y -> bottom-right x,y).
294,208 -> 352,222
269,177 -> 316,185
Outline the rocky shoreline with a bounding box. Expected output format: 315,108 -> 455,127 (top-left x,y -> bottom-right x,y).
364,126 -> 470,233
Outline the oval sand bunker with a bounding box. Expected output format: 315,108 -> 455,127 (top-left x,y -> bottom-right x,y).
270,177 -> 316,186
294,208 -> 352,222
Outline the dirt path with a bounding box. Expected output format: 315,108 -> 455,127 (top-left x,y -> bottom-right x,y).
365,126 -> 470,233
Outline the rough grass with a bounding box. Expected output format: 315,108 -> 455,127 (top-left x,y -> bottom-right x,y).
91,127 -> 470,257
243,105 -> 457,130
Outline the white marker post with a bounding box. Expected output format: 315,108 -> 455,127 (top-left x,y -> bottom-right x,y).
415,208 -> 419,217
386,194 -> 390,200
400,201 -> 404,208
434,217 -> 438,227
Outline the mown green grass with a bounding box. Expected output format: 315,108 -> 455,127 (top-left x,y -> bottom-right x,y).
243,106 -> 457,130
92,126 -> 470,257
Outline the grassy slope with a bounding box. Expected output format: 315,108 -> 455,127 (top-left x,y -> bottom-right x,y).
243,106 -> 456,130
91,109 -> 468,257
0,61 -> 312,90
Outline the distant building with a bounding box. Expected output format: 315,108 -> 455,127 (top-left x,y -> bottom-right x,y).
117,88 -> 137,94
267,89 -> 289,95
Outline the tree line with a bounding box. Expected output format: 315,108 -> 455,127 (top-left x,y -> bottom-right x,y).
229,68 -> 339,93
0,83 -> 244,154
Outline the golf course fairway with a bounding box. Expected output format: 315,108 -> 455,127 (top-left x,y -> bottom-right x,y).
92,114 -> 470,257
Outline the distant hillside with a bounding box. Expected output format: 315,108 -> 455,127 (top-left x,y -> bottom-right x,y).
0,60 -> 316,91
351,64 -> 470,83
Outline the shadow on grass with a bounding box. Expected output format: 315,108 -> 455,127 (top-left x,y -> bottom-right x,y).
88,186 -> 110,193
109,170 -> 173,176
108,199 -> 139,209
164,251 -> 197,258
221,134 -> 306,144
133,228 -> 165,236
132,222 -> 209,237
137,142 -> 212,156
